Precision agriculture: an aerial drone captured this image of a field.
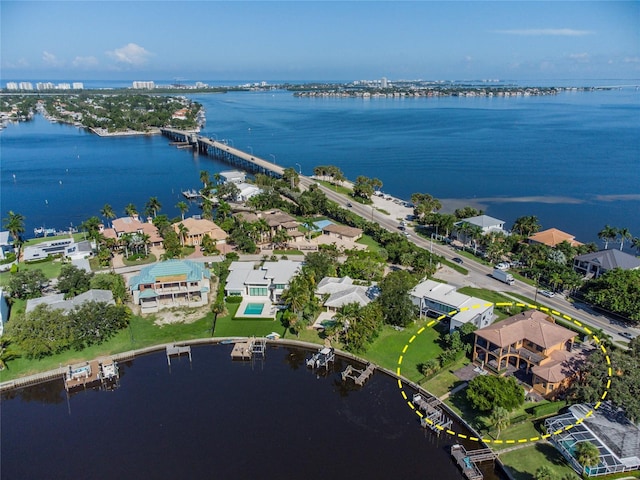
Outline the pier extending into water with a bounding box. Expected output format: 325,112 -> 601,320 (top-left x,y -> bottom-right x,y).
341,362 -> 375,386
306,347 -> 335,370
161,128 -> 285,178
450,444 -> 497,480
412,392 -> 453,433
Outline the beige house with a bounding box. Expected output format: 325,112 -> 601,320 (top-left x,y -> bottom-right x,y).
473,310 -> 587,398
101,216 -> 163,246
322,224 -> 363,242
172,216 -> 228,247
235,209 -> 305,244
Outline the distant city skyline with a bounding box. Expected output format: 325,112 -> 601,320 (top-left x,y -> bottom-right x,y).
1,1 -> 639,82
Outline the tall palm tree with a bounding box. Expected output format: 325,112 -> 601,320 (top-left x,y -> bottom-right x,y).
3,211 -> 25,261
512,215 -> 541,237
124,203 -> 138,218
632,236 -> 640,255
488,406 -> 510,439
176,201 -> 189,220
575,441 -> 600,476
200,170 -> 210,189
617,227 -> 632,251
177,223 -> 189,246
100,203 -> 116,225
201,197 -> 214,220
212,172 -> 222,187
145,197 -> 161,218
597,225 -> 617,250
210,301 -> 225,336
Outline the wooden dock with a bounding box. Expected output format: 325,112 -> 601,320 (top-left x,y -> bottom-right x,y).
413,393 -> 453,432
230,340 -> 253,360
166,344 -> 192,365
64,357 -> 120,391
341,363 -> 375,386
306,347 -> 335,370
450,444 -> 496,480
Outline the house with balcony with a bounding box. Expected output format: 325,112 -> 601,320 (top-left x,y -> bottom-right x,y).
472,310 -> 587,398
171,216 -> 228,247
101,215 -> 163,246
453,214 -> 507,244
129,260 -> 211,314
235,210 -> 305,245
573,249 -> 640,279
315,276 -> 373,313
224,260 -> 302,303
410,279 -> 494,333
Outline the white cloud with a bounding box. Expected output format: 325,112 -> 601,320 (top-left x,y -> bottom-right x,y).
494,29 -> 594,36
72,56 -> 99,68
42,51 -> 63,67
106,43 -> 152,66
4,58 -> 29,69
623,56 -> 640,64
568,53 -> 590,63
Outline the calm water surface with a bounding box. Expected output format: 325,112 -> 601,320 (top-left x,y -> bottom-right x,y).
1,345 -> 491,480
1,88 -> 638,244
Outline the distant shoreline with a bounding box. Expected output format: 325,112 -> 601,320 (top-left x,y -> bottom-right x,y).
89,127 -> 161,137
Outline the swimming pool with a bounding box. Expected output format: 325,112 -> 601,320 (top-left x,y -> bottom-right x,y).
244,303 -> 265,315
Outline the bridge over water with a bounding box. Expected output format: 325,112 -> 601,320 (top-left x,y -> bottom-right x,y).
161,128 -> 285,178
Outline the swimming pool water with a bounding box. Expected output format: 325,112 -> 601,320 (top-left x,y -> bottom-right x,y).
244,303 -> 265,315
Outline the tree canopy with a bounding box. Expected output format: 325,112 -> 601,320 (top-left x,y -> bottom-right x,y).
466,375 -> 524,412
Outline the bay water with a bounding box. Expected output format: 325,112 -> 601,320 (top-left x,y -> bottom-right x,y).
0,345 -> 484,479
1,86 -> 638,245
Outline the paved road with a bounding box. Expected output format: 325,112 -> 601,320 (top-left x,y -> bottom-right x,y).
303,176 -> 638,344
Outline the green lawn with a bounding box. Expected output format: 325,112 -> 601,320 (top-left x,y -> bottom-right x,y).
366,321 -> 444,382
356,234 -> 383,252
0,257 -> 63,286
315,179 -> 352,196
500,443 -> 577,480
122,253 -> 157,267
422,356 -> 469,397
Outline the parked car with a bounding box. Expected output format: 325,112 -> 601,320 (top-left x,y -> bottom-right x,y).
495,262 -> 510,270
540,290 -> 555,298
452,257 -> 464,264
620,332 -> 635,340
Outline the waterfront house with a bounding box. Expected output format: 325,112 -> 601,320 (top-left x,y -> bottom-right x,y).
224,260 -> 302,303
322,224 -> 363,242
316,276 -> 373,312
410,279 -> 493,333
545,402 -> 640,476
528,228 -> 583,248
235,210 -> 305,245
101,215 -> 163,246
453,215 -> 507,244
472,310 -> 586,398
25,289 -> 114,314
171,216 -> 228,247
129,260 -> 211,314
23,237 -> 75,262
0,231 -> 12,261
235,182 -> 262,202
220,170 -> 246,184
573,249 -> 640,279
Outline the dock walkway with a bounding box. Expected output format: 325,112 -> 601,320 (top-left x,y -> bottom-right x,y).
341,363 -> 375,386
450,444 -> 496,480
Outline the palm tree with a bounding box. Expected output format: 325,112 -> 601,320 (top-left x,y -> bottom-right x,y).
597,225 -> 617,250
3,211 -> 25,261
124,203 -> 138,218
100,203 -> 116,225
210,301 -> 226,336
575,441 -> 600,476
201,197 -> 214,220
512,215 -> 541,237
200,170 -> 210,189
177,223 -> 189,246
145,196 -> 161,218
632,236 -> 640,255
212,172 -> 222,187
488,406 -> 510,439
617,227 -> 632,251
176,201 -> 189,220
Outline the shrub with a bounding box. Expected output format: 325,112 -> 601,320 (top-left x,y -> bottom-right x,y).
226,296 -> 243,304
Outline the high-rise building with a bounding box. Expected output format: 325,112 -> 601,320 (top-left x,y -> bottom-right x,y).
381,77 -> 388,89
132,81 -> 155,89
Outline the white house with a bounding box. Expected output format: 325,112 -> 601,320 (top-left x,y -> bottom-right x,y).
220,170 -> 246,184
0,231 -> 13,261
225,260 -> 302,302
453,214 -> 507,243
26,289 -> 114,314
316,276 -> 372,312
410,279 -> 493,332
236,182 -> 262,202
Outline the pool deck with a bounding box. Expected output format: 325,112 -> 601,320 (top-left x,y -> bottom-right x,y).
235,299 -> 276,319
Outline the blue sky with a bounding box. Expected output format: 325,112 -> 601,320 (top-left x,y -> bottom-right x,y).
1,1 -> 638,82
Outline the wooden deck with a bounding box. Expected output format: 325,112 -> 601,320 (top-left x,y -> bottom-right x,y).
451,444 -> 484,480
230,340 -> 253,360
341,363 -> 375,386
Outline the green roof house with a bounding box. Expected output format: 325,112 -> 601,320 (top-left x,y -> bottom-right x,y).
129,260 -> 211,314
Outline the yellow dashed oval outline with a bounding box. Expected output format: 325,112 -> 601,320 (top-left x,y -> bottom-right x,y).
396,302 -> 611,444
